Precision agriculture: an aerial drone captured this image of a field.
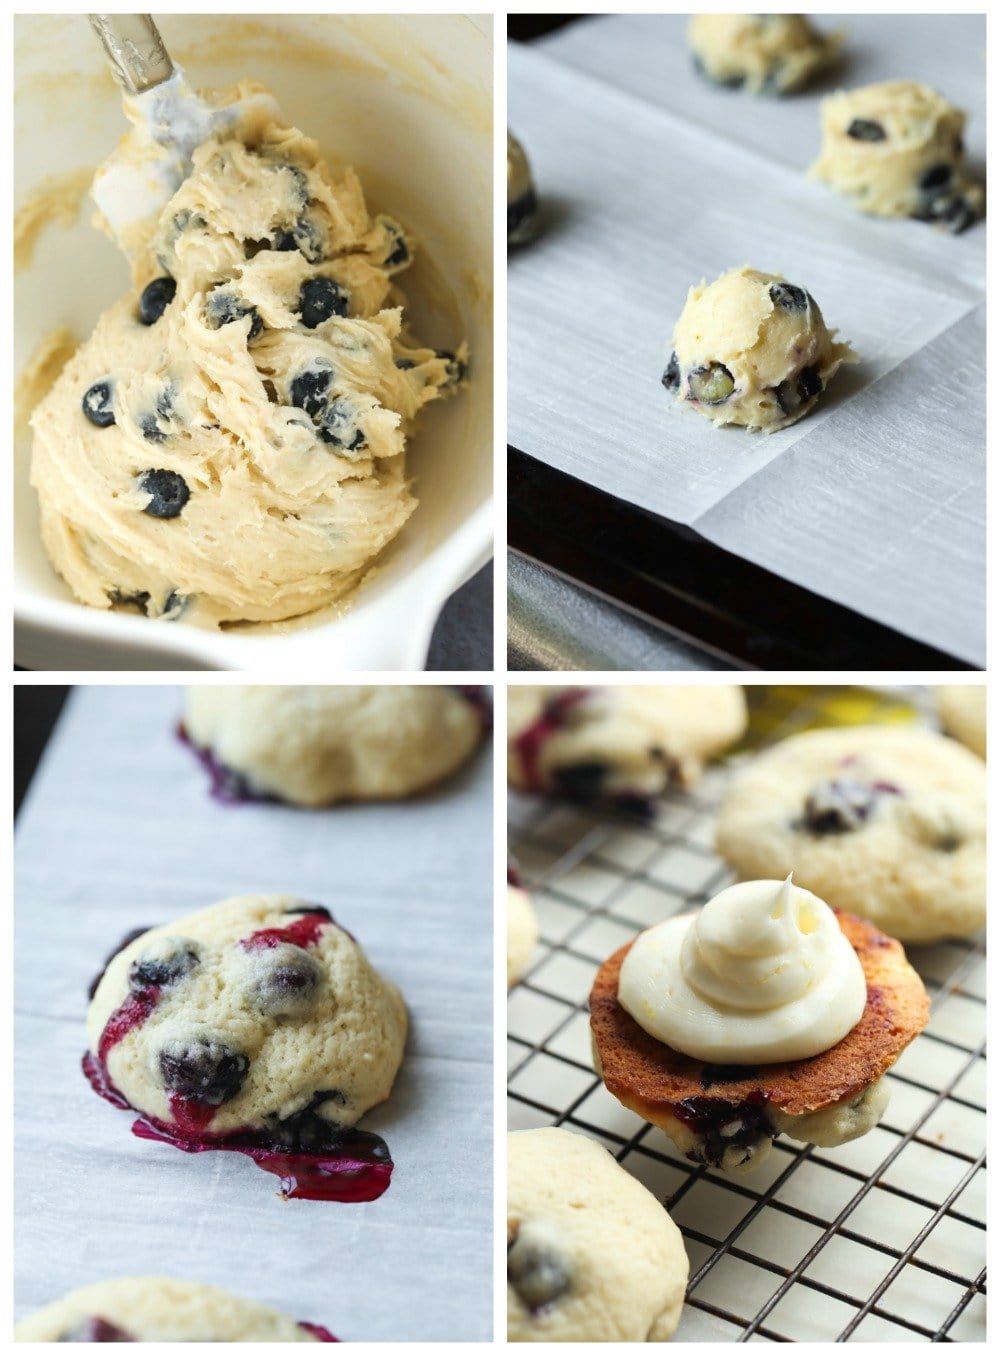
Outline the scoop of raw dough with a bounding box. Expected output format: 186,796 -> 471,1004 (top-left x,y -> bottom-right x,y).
662,266 -> 857,434
688,14 -> 840,95
30,83 -> 467,627
507,132 -> 538,245
809,81 -> 984,233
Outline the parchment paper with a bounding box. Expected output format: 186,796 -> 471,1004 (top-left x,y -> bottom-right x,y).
14,686 -> 492,1341
508,14 -> 985,664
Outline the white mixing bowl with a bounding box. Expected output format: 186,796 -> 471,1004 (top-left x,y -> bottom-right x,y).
14,13 -> 493,670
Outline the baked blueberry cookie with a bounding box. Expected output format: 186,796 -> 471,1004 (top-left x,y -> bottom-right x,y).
507,869 -> 538,988
85,894 -> 406,1200
716,726 -> 986,942
508,685 -> 746,812
809,81 -> 983,233
15,1277 -> 335,1342
508,1128 -> 688,1341
688,14 -> 841,95
936,685 -> 985,760
182,685 -> 486,805
663,267 -> 857,433
591,879 -> 929,1173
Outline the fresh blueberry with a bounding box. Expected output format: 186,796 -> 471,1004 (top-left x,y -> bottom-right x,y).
138,276 -> 177,325
662,351 -> 680,391
159,1037 -> 249,1105
847,118 -> 886,142
775,364 -> 823,415
290,363 -> 333,417
919,163 -> 953,192
207,288 -> 263,341
139,469 -> 189,519
394,357 -> 416,371
109,589 -> 151,614
273,230 -> 298,252
917,193 -> 975,234
274,217 -> 325,263
319,397 -> 367,453
688,362 -> 735,405
138,414 -> 167,444
436,349 -> 468,387
298,277 -> 349,328
250,946 -> 322,1017
803,778 -> 878,834
381,219 -> 410,269
82,381 -> 115,428
507,1228 -> 572,1313
128,939 -> 200,991
769,282 -> 809,313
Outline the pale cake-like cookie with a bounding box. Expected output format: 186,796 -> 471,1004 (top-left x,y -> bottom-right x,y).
183,685 -> 485,805
15,1277 -> 333,1342
508,1128 -> 688,1341
936,686 -> 986,760
715,726 -> 985,942
508,685 -> 746,808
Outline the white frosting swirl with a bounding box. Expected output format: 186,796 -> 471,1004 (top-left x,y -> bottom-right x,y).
617,877 -> 867,1064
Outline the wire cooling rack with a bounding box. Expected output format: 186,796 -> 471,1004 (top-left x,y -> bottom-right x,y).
507,686 -> 986,1342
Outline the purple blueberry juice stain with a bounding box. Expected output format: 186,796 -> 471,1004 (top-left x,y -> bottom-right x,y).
298,1322 -> 339,1342
176,722 -> 279,805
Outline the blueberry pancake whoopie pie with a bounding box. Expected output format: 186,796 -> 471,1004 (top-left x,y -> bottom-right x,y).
508,685 -> 746,813
508,1127 -> 688,1341
716,726 -> 986,942
591,878 -> 928,1173
84,894 -> 406,1200
15,1278 -> 336,1342
182,684 -> 487,805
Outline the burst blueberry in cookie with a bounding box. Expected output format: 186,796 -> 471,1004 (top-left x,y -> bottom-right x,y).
84,894 -> 406,1201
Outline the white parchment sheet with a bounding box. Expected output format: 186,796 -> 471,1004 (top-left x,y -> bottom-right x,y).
508,14 -> 985,664
14,687 -> 492,1341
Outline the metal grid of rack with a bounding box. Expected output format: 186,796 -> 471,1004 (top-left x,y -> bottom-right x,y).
507,686 -> 986,1342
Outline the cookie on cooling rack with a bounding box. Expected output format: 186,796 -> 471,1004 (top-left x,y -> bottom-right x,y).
508,1127 -> 688,1341
14,1277 -> 334,1341
84,894 -> 406,1200
590,879 -> 929,1173
715,725 -> 985,942
182,685 -> 487,805
936,686 -> 985,760
507,685 -> 746,812
508,868 -> 538,988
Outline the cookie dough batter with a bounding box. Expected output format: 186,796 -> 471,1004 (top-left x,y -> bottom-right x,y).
809,81 -> 984,233
508,1128 -> 688,1341
689,14 -> 840,95
183,684 -> 484,805
936,685 -> 985,759
30,82 -> 466,626
87,894 -> 406,1140
716,726 -> 986,942
15,1278 -> 332,1342
507,880 -> 538,987
508,132 -> 538,246
663,266 -> 857,433
508,685 -> 746,805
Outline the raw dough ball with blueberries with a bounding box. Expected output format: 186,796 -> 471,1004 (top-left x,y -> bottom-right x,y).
936,686 -> 985,760
508,1127 -> 688,1341
663,266 -> 857,433
86,894 -> 406,1139
716,726 -> 986,942
688,14 -> 840,95
508,132 -> 539,246
30,85 -> 467,627
14,1277 -> 330,1342
183,685 -> 485,805
809,81 -> 984,233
